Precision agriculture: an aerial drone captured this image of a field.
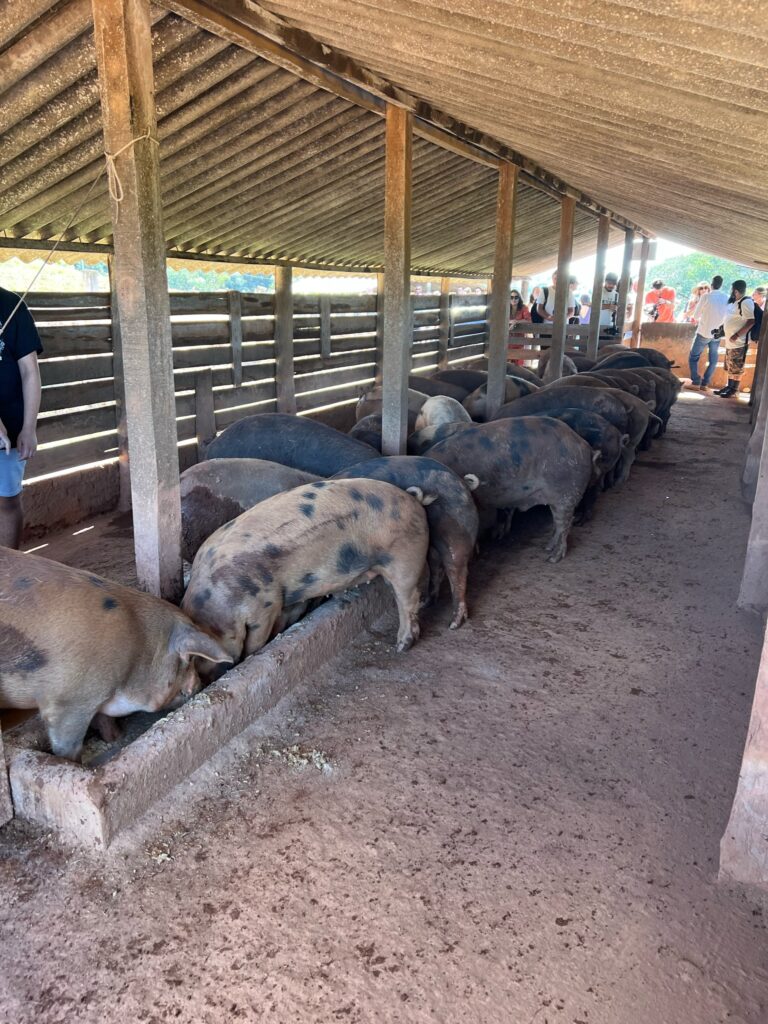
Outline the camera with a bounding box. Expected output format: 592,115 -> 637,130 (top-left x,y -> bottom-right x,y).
711,326 -> 725,339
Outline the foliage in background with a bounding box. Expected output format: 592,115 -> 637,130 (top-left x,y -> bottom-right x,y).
646,253 -> 766,315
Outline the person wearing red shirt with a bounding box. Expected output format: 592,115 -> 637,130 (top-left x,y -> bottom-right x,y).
644,279 -> 676,323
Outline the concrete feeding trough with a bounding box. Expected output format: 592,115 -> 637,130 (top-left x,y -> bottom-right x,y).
2,580 -> 392,849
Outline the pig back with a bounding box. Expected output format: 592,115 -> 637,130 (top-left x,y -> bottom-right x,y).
205,413 -> 379,475
180,458 -> 320,562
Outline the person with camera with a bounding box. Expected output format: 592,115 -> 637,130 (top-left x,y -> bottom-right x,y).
714,280 -> 755,398
685,274 -> 727,391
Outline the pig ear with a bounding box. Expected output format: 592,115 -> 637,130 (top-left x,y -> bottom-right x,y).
406,485 -> 437,506
463,473 -> 480,491
170,622 -> 233,665
620,433 -> 631,448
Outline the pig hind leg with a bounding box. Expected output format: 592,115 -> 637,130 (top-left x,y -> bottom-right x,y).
42,703 -> 96,762
425,546 -> 444,606
544,501 -> 576,563
379,555 -> 424,652
443,553 -> 469,630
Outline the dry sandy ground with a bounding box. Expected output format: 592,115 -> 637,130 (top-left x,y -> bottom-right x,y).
2,394 -> 768,1024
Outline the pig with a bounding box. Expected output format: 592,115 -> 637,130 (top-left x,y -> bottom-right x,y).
348,414 -> 384,451
566,353 -> 597,373
182,479 -> 430,661
407,421 -> 473,455
598,345 -> 674,370
180,458 -> 319,562
589,369 -> 658,407
545,379 -> 659,481
431,368 -> 488,392
537,352 -> 579,379
462,377 -> 538,421
495,385 -> 631,437
0,548 -> 232,761
333,456 -> 480,629
560,372 -> 641,397
428,417 -> 597,562
536,409 -> 628,521
633,367 -> 682,434
407,375 -> 469,402
592,351 -> 652,371
414,395 -> 473,432
504,363 -> 543,385
205,413 -> 379,476
356,386 -> 427,423
637,347 -> 674,369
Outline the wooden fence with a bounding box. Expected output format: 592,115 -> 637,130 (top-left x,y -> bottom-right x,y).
27,290 -> 491,486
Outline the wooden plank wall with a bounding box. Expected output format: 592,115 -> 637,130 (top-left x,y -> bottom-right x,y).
25,290 -> 491,485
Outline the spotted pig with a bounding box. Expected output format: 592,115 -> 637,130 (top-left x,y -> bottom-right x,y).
182,479 -> 430,662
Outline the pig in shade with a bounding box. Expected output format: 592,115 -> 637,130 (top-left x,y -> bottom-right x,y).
205,413 -> 379,476
428,417 -> 597,562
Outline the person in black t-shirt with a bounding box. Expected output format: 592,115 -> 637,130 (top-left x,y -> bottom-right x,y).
0,287 -> 43,548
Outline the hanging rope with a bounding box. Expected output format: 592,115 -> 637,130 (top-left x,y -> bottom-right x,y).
0,131 -> 160,340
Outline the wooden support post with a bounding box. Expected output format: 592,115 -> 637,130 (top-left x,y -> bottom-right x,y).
0,726 -> 12,828
92,0 -> 182,598
374,271 -> 385,385
615,228 -> 635,343
274,265 -> 296,414
543,195 -> 575,383
437,276 -> 451,370
227,290 -> 243,387
742,312 -> 768,501
381,105 -> 412,456
720,619 -> 768,888
107,257 -> 131,512
319,294 -> 332,360
586,214 -> 610,360
486,162 -> 518,418
195,368 -> 216,460
739,380 -> 768,610
630,236 -> 650,348
749,312 -> 768,422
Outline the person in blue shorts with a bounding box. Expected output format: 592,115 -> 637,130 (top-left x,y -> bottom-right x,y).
0,287 -> 43,548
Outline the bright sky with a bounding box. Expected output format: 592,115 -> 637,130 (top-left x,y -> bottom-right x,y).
524,237 -> 693,292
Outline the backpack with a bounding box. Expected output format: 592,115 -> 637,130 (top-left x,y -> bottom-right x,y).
748,300 -> 763,342
531,286 -> 548,323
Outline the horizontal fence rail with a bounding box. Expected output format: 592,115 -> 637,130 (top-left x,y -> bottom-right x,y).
25,289 -> 492,485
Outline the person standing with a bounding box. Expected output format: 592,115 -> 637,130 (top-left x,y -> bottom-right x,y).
644,279 -> 676,323
597,271 -> 620,336
715,280 -> 755,398
683,281 -> 710,321
0,287 -> 43,548
536,271 -> 575,323
686,275 -> 727,391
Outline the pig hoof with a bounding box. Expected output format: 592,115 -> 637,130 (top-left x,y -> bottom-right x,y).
397,635 -> 414,653
449,606 -> 468,630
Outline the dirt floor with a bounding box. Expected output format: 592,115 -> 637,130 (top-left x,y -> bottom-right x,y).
2,393 -> 768,1024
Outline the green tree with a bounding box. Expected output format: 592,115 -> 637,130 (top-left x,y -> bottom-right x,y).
647,253 -> 766,317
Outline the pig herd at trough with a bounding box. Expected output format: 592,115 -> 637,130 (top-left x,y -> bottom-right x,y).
0,346 -> 680,763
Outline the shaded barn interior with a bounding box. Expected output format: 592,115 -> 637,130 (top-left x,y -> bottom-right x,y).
1,0 -> 768,896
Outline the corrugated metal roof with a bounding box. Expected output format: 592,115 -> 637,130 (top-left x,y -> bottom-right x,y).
0,2 -> 628,276
251,0 -> 768,270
